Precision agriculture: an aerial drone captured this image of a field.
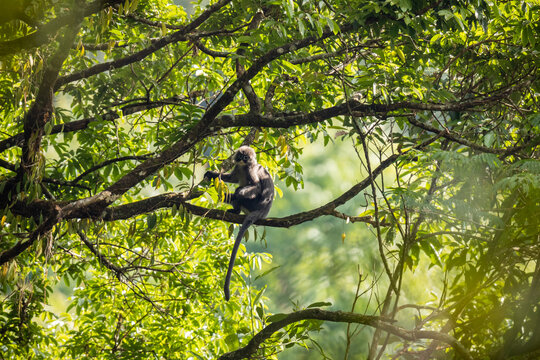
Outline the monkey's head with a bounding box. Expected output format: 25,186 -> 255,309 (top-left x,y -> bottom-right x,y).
234,146 -> 257,166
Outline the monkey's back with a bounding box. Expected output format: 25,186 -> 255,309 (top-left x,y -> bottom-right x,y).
240,164 -> 273,217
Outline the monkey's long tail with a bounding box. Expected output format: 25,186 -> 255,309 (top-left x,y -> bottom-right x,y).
224,214 -> 256,301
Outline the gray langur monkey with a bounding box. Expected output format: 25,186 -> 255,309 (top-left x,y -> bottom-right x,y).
204,146 -> 274,301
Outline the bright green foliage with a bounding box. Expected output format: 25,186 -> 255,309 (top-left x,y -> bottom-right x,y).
0,0 -> 539,359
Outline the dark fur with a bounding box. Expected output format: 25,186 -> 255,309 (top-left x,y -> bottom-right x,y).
204,146 -> 274,300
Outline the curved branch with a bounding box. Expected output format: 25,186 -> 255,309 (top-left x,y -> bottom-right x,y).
78,231 -> 124,278
192,38 -> 231,57
217,308 -> 472,360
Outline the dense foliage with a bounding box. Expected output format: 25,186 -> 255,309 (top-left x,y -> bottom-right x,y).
0,0 -> 539,359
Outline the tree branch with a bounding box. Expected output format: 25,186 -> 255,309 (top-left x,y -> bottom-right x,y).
406,115 -> 540,156
21,22 -> 82,178
3,87 -> 524,159
217,308 -> 472,360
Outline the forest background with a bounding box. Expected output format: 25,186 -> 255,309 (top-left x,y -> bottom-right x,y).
0,0 -> 539,359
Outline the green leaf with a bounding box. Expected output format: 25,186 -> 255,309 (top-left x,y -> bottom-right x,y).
255,266 -> 280,281
146,213 -> 157,231
307,301 -> 332,308
267,313 -> 288,323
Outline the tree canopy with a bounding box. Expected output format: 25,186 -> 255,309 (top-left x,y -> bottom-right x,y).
0,0 -> 539,359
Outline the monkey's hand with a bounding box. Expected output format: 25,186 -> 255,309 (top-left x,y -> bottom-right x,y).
204,170 -> 217,180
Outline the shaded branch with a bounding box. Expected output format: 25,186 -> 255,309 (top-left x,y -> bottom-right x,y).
218,308 -> 472,360
192,38 -> 231,57
21,22 -> 82,178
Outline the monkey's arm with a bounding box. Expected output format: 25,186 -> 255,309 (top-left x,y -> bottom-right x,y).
204,170 -> 238,183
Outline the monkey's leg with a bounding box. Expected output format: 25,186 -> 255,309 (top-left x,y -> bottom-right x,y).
224,192 -> 242,214
235,184 -> 259,199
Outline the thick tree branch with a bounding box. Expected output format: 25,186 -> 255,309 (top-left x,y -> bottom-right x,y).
217,308 -> 472,360
3,88 -> 525,159
21,23 -> 82,179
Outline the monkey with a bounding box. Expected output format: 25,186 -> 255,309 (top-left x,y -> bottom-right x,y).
204,146 -> 274,301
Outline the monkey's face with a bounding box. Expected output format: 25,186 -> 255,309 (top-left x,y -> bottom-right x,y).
234,146 -> 256,166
